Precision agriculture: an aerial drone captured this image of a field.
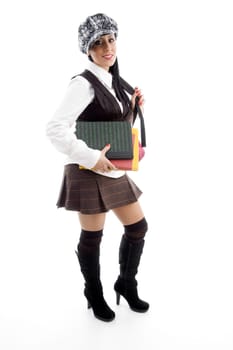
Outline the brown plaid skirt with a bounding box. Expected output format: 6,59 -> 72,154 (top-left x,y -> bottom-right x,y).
56,164 -> 142,214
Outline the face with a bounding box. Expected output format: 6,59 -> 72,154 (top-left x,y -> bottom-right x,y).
88,34 -> 117,71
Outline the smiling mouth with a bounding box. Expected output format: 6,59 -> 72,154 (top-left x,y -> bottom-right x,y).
103,54 -> 114,59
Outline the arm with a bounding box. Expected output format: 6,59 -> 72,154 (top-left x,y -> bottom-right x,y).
46,76 -> 101,169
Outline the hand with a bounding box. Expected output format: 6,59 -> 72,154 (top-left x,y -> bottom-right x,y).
131,87 -> 145,111
92,144 -> 117,172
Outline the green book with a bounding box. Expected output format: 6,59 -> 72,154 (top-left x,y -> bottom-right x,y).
75,121 -> 133,159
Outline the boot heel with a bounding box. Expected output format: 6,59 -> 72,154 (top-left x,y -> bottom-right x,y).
116,292 -> 121,305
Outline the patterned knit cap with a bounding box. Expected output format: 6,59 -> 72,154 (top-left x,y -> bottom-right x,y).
78,13 -> 118,54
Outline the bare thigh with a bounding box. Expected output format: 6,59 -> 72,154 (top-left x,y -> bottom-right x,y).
112,201 -> 145,226
78,212 -> 106,231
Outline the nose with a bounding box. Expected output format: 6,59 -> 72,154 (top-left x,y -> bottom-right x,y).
103,41 -> 111,51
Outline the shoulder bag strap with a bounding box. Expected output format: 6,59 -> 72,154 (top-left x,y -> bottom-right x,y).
120,77 -> 146,147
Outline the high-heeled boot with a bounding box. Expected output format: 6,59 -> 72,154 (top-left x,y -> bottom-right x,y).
75,244 -> 115,322
114,234 -> 149,312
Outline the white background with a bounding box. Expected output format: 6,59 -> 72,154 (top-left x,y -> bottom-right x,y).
0,0 -> 233,349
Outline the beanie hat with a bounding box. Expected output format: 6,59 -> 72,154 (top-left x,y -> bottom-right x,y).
78,13 -> 118,54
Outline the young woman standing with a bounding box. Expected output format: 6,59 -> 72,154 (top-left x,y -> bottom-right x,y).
46,13 -> 149,322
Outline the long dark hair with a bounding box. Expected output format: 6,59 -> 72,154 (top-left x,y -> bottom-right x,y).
109,58 -> 131,117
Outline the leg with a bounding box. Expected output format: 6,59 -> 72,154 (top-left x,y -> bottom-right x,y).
113,201 -> 149,312
78,212 -> 106,231
112,201 -> 145,225
75,212 -> 115,322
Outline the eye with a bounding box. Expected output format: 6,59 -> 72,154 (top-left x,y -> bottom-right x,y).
94,39 -> 102,46
109,37 -> 115,43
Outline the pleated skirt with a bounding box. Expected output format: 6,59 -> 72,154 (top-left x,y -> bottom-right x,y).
56,164 -> 142,214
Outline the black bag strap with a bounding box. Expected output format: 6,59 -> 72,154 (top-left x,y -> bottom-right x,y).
120,77 -> 146,147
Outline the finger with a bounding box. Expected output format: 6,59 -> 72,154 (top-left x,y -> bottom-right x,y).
105,160 -> 118,171
101,143 -> 111,155
108,162 -> 118,170
138,96 -> 145,106
135,87 -> 142,96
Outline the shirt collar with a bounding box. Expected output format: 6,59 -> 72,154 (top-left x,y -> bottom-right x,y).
87,61 -> 113,89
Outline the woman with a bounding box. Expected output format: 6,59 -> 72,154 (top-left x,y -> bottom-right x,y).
46,13 -> 149,322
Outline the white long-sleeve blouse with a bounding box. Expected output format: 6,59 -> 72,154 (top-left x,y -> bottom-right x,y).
46,61 -> 126,178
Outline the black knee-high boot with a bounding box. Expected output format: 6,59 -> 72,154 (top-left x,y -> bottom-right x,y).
114,218 -> 149,312
75,229 -> 115,322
